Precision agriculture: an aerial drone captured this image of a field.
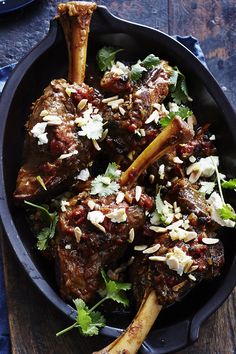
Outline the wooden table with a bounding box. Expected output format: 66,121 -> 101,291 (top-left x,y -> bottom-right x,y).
0,1 -> 235,353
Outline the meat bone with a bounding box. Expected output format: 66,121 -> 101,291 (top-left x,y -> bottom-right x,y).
57,1 -> 97,84
94,117 -> 194,354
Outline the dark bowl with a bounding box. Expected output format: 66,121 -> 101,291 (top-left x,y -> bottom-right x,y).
0,6 -> 236,354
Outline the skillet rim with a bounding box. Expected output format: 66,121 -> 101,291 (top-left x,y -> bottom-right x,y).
0,5 -> 235,353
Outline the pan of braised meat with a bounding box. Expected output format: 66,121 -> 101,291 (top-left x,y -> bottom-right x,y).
0,2 -> 236,353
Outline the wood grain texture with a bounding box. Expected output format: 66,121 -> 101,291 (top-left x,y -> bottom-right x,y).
0,0 -> 235,353
169,0 -> 236,109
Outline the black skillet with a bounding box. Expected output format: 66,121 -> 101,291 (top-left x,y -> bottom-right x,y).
0,5 -> 235,354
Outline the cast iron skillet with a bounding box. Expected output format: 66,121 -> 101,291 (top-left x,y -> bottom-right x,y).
0,6 -> 236,354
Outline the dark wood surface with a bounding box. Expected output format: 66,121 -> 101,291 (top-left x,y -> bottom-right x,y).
0,1 -> 235,353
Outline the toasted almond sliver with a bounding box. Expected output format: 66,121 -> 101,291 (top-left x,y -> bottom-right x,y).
188,274 -> 197,281
119,106 -> 126,116
92,139 -> 101,151
173,156 -> 183,164
149,226 -> 167,233
143,243 -> 161,254
134,245 -> 148,251
78,98 -> 88,111
202,237 -> 219,245
135,186 -> 142,202
43,115 -> 62,126
166,219 -> 183,230
74,227 -> 82,243
59,150 -> 78,159
149,256 -> 166,262
107,98 -> 124,107
145,110 -> 159,124
100,128 -> 108,142
102,95 -> 119,103
92,222 -> 106,233
128,228 -> 135,243
116,191 -> 125,204
188,265 -> 199,273
40,109 -> 49,117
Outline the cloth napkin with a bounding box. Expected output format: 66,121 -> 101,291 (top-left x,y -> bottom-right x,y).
0,35 -> 206,354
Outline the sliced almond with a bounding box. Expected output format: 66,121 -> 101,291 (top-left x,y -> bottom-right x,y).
74,227 -> 82,243
188,274 -> 197,281
128,228 -> 135,243
77,98 -> 88,111
134,245 -> 148,251
143,243 -> 161,254
135,186 -> 142,202
149,226 -> 167,233
149,255 -> 166,262
92,139 -> 101,151
102,95 -> 119,103
202,237 -> 219,245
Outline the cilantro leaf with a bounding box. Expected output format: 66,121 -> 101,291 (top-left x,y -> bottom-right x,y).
160,105 -> 192,128
101,270 -> 131,307
218,204 -> 236,221
170,66 -> 192,104
74,299 -> 105,336
56,299 -> 105,337
141,54 -> 160,69
221,178 -> 236,189
153,190 -> 174,225
96,46 -> 123,72
24,201 -> 58,251
90,176 -> 119,197
56,271 -> 131,338
90,163 -> 121,197
104,162 -> 121,181
130,62 -> 147,81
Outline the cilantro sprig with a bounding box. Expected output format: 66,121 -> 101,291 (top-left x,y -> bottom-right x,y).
210,158 -> 236,224
170,66 -> 192,104
159,105 -> 193,128
221,178 -> 236,190
130,54 -> 160,81
24,201 -> 58,251
56,270 -> 131,337
90,162 -> 121,197
96,46 -> 123,72
219,204 -> 236,221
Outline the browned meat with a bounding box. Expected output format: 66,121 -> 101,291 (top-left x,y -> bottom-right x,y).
101,63 -> 172,168
14,80 -> 103,201
166,178 -> 212,221
100,71 -> 132,95
55,190 -> 151,301
130,231 -> 224,307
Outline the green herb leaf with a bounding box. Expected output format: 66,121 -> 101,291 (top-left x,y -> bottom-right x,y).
56,270 -> 131,338
24,201 -> 58,251
153,190 -> 174,225
101,270 -> 131,307
170,66 -> 192,104
90,163 -> 121,197
104,162 -> 121,181
36,175 -> 47,190
221,178 -> 236,189
130,62 -> 147,81
218,204 -> 236,221
96,46 -> 123,72
141,54 -> 160,69
160,105 -> 192,128
90,176 -> 119,197
74,299 -> 105,336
